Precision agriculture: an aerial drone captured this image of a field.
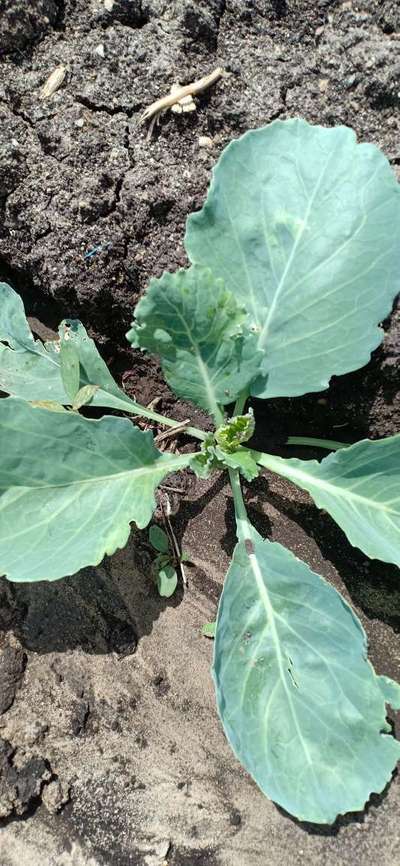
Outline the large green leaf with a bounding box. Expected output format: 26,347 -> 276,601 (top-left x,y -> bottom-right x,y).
127,265 -> 261,421
185,119 -> 400,398
213,531 -> 400,823
0,398 -> 191,582
256,435 -> 400,567
0,282 -> 147,415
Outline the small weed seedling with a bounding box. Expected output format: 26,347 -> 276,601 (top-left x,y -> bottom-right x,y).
1,119 -> 400,824
148,522 -> 189,597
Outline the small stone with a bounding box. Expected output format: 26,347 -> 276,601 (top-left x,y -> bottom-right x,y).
94,43 -> 105,58
42,778 -> 70,813
75,118 -> 85,128
229,808 -> 242,826
318,78 -> 329,92
104,0 -> 114,9
198,135 -> 214,148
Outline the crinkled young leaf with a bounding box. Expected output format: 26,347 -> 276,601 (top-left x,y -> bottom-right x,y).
215,411 -> 255,453
185,119 -> 400,398
213,531 -> 400,824
213,446 -> 260,482
189,435 -> 259,482
0,398 -> 191,582
0,282 -> 145,415
256,434 -> 400,567
127,265 -> 261,421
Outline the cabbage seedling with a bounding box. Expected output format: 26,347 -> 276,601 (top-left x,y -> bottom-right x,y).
1,119 -> 400,825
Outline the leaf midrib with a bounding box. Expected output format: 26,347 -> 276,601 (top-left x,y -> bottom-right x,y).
0,453 -> 190,493
261,454 -> 400,517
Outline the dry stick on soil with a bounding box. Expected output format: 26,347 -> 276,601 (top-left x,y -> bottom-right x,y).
140,67 -> 225,138
154,419 -> 190,444
160,493 -> 188,587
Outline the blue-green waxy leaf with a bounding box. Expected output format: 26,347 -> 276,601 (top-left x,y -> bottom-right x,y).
256,434 -> 400,567
0,282 -> 146,416
0,398 -> 191,582
185,119 -> 400,398
213,532 -> 400,824
127,265 -> 262,421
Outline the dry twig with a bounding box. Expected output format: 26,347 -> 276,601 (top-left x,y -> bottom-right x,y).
154,419 -> 190,444
161,494 -> 188,587
140,67 -> 224,137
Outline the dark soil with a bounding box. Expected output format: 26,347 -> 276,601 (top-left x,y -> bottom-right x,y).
0,1 -> 400,865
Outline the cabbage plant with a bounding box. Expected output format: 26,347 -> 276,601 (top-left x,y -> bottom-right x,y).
1,119 -> 400,824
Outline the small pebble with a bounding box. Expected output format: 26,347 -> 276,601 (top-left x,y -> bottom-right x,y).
75,118 -> 85,128
94,44 -> 105,58
198,135 -> 214,149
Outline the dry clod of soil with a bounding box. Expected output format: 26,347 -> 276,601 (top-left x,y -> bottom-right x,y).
0,644 -> 26,715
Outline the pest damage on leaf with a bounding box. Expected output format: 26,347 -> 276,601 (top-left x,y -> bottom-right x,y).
1,118 -> 400,826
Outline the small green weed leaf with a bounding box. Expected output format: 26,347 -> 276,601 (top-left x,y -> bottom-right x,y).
157,564 -> 178,597
127,266 -> 261,420
0,398 -> 191,582
72,384 -> 99,410
149,524 -> 170,553
215,411 -> 255,453
213,532 -> 400,823
60,338 -> 80,402
257,435 -> 400,567
202,621 -> 216,638
0,283 -> 144,415
153,553 -> 170,570
185,119 -> 400,398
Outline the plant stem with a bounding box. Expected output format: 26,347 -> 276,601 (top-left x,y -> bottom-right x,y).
286,436 -> 349,451
228,468 -> 252,544
232,390 -> 249,418
116,398 -> 207,441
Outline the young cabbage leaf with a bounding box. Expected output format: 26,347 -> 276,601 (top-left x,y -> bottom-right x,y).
0,398 -> 191,582
255,435 -> 400,567
185,119 -> 400,398
0,282 -> 154,417
213,528 -> 400,824
127,265 -> 261,423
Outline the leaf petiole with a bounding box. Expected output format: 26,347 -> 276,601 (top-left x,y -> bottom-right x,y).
120,400 -> 207,441
232,390 -> 249,418
286,436 -> 349,451
228,468 -> 253,544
